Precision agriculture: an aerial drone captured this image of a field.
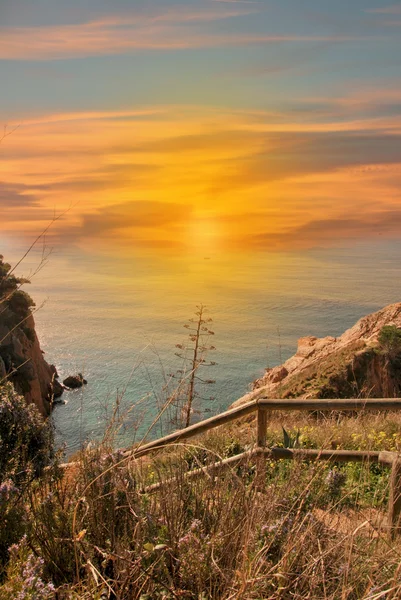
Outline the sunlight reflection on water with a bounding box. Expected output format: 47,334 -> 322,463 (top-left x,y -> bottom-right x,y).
7,241 -> 401,454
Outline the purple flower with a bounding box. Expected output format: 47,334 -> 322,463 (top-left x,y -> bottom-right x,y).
0,479 -> 18,508
5,537 -> 55,599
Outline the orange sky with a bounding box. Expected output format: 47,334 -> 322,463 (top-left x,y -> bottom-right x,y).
2,101 -> 401,255
1,1 -> 401,257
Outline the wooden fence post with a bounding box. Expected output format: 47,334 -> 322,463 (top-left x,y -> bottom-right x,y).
257,407 -> 268,448
389,457 -> 401,538
256,407 -> 268,490
257,408 -> 267,448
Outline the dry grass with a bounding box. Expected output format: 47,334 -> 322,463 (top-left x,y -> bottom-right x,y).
3,406 -> 401,598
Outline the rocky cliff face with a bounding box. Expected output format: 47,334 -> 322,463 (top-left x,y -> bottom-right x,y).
0,313 -> 62,417
253,303 -> 401,400
232,303 -> 401,408
0,255 -> 62,417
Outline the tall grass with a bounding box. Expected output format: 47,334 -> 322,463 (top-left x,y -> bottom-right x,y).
2,394 -> 401,599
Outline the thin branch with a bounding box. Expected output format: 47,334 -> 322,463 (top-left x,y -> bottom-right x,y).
8,204 -> 74,278
0,123 -> 20,145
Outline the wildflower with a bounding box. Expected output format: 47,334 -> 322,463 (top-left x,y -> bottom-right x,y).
1,537 -> 55,599
325,469 -> 346,497
0,480 -> 18,508
189,519 -> 202,532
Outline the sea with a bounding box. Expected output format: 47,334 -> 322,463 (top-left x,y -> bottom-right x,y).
4,240 -> 401,455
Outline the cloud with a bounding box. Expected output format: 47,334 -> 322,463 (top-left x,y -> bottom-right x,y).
0,209 -> 53,223
0,12 -> 369,60
247,209 -> 401,250
72,200 -> 192,238
21,108 -> 167,127
0,182 -> 41,207
235,45 -> 325,79
0,182 -> 70,227
367,4 -> 401,14
133,129 -> 401,191
135,129 -> 266,154
35,163 -> 160,194
323,86 -> 401,108
3,103 -> 401,251
365,4 -> 401,25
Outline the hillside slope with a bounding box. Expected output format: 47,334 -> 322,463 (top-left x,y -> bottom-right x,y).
232,303 -> 401,408
255,302 -> 401,400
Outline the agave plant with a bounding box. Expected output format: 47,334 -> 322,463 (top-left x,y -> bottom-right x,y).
282,426 -> 301,449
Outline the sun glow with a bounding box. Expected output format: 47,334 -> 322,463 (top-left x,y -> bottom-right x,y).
2,104 -> 401,254
187,218 -> 222,253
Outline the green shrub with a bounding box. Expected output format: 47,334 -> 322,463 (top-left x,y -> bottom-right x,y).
0,255 -> 30,299
6,290 -> 35,319
378,325 -> 401,357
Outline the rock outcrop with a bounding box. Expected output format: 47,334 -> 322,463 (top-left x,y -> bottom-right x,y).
255,302 -> 401,399
232,303 -> 401,408
63,373 -> 87,389
0,311 -> 62,417
0,255 -> 63,417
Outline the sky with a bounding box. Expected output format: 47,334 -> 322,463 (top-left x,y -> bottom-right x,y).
1,0 -> 401,256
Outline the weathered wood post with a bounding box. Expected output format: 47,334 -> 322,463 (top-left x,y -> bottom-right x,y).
388,456 -> 401,538
257,407 -> 268,448
255,407 -> 268,490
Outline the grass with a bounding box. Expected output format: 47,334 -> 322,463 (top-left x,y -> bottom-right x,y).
3,397 -> 401,598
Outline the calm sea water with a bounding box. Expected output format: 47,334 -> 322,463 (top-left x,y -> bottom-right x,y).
5,241 -> 401,454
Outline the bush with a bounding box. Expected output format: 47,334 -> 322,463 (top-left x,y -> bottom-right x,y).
0,255 -> 30,299
0,480 -> 27,573
0,384 -> 54,573
6,290 -> 35,319
378,325 -> 401,357
0,383 -> 53,482
0,536 -> 55,599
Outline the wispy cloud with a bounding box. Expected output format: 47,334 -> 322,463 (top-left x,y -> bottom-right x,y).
20,108 -> 167,127
0,11 -> 369,60
367,4 -> 401,14
247,209 -> 401,250
366,4 -> 401,25
2,102 -> 401,251
0,182 -> 41,207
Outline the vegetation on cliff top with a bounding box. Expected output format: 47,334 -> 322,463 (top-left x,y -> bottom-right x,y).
0,255 -> 34,317
262,330 -> 401,401
0,255 -> 37,392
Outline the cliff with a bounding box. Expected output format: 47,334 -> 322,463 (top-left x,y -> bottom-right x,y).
232,302 -> 401,408
255,302 -> 401,400
0,255 -> 62,417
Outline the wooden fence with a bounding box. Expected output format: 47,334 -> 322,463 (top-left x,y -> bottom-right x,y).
125,397 -> 401,537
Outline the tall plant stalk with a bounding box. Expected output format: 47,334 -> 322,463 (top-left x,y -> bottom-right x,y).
171,304 -> 216,428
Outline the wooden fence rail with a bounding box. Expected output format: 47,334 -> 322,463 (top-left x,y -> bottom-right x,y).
124,397 -> 401,537
126,398 -> 401,459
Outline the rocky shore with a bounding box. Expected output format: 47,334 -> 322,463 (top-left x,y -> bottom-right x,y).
232,302 -> 401,408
